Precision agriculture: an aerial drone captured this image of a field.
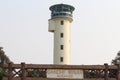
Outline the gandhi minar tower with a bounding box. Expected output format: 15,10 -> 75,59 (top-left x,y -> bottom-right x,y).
48,4 -> 75,64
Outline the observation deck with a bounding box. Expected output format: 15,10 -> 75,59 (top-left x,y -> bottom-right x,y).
49,4 -> 75,20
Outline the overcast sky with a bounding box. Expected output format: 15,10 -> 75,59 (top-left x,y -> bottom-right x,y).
0,0 -> 120,65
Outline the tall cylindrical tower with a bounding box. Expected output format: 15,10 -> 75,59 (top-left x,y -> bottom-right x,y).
48,4 -> 75,65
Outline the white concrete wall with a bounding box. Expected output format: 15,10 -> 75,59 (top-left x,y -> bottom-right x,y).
48,19 -> 55,32
49,17 -> 72,65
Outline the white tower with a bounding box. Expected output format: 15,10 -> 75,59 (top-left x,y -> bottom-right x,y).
48,4 -> 75,65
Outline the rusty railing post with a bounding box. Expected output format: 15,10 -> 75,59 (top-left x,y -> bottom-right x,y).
21,62 -> 26,80
8,63 -> 12,80
116,64 -> 120,80
104,63 -> 108,80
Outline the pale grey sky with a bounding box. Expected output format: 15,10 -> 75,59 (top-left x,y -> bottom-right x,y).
0,0 -> 120,65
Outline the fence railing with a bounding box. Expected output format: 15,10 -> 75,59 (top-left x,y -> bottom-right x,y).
2,63 -> 120,80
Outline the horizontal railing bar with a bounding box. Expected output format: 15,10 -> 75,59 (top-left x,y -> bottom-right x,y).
3,63 -> 117,69
2,77 -> 116,80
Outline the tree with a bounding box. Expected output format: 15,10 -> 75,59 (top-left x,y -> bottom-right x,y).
0,47 -> 11,67
0,47 -> 12,80
111,51 -> 120,65
0,68 -> 8,80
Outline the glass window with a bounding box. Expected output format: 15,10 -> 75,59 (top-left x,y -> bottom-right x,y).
60,33 -> 64,38
61,20 -> 64,25
60,57 -> 63,62
60,45 -> 64,50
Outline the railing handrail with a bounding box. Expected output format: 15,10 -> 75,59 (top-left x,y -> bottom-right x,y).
3,63 -> 120,80
3,63 -> 117,69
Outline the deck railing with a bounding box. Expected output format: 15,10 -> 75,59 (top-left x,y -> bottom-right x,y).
2,63 -> 120,80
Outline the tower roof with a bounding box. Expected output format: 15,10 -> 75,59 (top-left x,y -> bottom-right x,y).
49,4 -> 75,20
49,4 -> 75,11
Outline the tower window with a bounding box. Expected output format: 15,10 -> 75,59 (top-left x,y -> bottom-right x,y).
61,20 -> 64,25
60,57 -> 63,62
60,33 -> 64,38
60,45 -> 64,50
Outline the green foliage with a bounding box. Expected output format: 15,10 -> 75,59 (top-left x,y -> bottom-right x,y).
112,51 -> 120,65
28,70 -> 46,78
0,68 -> 8,80
28,70 -> 39,77
0,47 -> 12,80
0,47 -> 11,67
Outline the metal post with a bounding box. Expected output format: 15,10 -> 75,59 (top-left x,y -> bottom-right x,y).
117,64 -> 120,80
104,63 -> 108,80
8,63 -> 12,80
21,62 -> 26,80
